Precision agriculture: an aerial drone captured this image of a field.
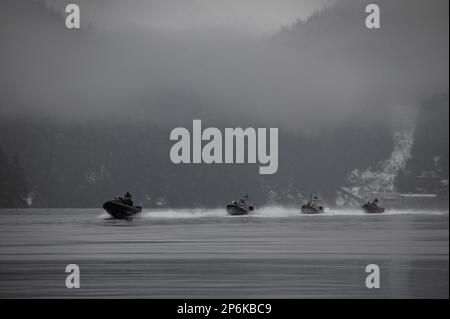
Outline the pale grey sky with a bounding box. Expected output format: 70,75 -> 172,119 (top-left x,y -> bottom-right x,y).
44,0 -> 333,35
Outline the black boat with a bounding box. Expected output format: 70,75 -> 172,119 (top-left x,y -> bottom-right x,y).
301,195 -> 324,214
103,198 -> 142,219
226,194 -> 254,216
362,198 -> 385,214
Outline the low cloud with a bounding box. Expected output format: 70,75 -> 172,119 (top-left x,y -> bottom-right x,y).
0,0 -> 448,133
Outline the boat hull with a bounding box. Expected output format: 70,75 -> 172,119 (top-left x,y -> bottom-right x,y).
226,204 -> 251,216
103,200 -> 142,219
362,203 -> 385,214
301,204 -> 323,214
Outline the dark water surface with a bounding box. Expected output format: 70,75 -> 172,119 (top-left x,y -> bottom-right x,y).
0,208 -> 448,298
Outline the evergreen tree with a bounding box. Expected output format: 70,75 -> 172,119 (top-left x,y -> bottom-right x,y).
0,146 -> 28,208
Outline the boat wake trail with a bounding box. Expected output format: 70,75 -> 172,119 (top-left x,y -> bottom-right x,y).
98,206 -> 448,220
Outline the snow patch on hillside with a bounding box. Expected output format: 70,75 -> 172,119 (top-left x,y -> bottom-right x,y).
337,129 -> 414,205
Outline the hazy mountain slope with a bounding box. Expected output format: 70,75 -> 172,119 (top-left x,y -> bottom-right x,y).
0,0 -> 447,207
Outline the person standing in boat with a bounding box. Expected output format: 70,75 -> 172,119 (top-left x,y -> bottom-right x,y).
240,194 -> 249,204
124,191 -> 133,206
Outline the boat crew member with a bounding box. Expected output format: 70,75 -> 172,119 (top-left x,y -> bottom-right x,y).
124,192 -> 133,206
240,194 -> 248,204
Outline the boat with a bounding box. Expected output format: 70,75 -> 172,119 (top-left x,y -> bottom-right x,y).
362,199 -> 385,214
301,195 -> 324,214
226,195 -> 254,216
103,197 -> 142,219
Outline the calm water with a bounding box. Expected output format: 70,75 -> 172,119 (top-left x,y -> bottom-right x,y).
0,207 -> 448,298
